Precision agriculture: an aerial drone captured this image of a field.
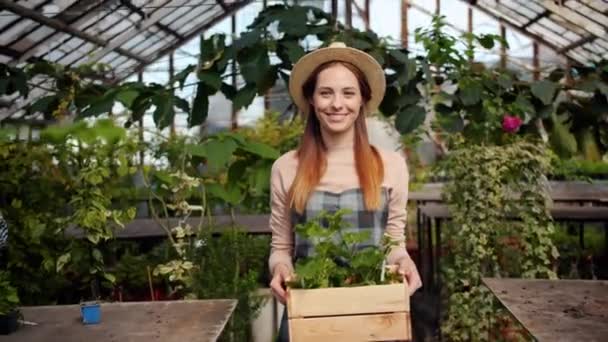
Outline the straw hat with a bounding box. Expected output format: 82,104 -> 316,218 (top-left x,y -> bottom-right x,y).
288,42 -> 386,116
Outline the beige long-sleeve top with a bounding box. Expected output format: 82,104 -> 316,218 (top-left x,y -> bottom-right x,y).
268,144 -> 410,275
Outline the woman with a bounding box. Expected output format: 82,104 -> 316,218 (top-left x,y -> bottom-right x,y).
268,42 -> 422,340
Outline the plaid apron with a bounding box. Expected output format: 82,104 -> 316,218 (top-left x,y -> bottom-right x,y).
291,187 -> 390,260
277,188 -> 391,342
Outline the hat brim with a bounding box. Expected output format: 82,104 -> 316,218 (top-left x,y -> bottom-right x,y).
288,45 -> 386,117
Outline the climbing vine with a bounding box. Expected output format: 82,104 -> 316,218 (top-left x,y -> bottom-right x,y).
440,139 -> 558,341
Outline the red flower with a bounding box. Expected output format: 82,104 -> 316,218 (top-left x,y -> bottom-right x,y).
502,115 -> 522,133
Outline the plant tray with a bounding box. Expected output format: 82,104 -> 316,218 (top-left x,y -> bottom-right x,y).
287,283 -> 411,341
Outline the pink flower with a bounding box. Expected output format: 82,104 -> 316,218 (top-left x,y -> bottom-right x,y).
502,115 -> 522,133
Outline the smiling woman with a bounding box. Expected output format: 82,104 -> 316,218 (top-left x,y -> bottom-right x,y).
267,42 -> 422,342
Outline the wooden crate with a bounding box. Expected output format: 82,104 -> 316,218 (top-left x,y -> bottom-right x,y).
286,283 -> 411,342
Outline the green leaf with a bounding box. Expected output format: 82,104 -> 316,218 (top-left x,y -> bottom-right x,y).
198,70 -> 222,91
190,83 -> 210,127
56,252 -> 71,272
251,163 -> 271,195
28,95 -> 57,115
26,61 -> 57,77
278,6 -> 307,36
257,65 -> 279,94
497,74 -> 513,89
436,113 -> 464,133
405,59 -> 418,83
368,50 -> 385,65
152,93 -> 175,129
80,96 -> 114,118
379,86 -> 400,116
153,171 -> 173,185
459,79 -> 482,106
130,92 -> 154,122
94,119 -> 126,143
200,34 -> 226,69
205,138 -> 238,171
550,114 -> 577,158
92,248 -> 103,262
397,92 -> 421,107
514,93 -> 535,116
537,105 -> 553,119
220,82 -> 237,99
234,29 -> 261,49
395,105 -> 426,134
478,34 -> 495,49
531,80 -> 558,105
173,95 -> 190,114
279,40 -> 305,64
116,89 -> 139,107
103,273 -> 116,284
207,183 -> 243,205
171,64 -> 196,90
238,140 -> 279,159
239,47 -> 270,84
227,159 -> 248,184
185,143 -> 207,157
233,84 -> 258,111
216,45 -> 234,73
389,49 -> 409,64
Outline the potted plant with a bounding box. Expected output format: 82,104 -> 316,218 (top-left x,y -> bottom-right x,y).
286,210 -> 411,341
0,271 -> 19,335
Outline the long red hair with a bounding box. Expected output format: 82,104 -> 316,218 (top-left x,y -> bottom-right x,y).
289,61 -> 384,214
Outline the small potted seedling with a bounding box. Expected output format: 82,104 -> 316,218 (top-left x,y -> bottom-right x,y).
0,271 -> 20,335
286,210 -> 411,342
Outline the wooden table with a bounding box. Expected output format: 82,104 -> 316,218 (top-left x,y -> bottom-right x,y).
483,278 -> 608,342
409,181 -> 608,203
2,299 -> 237,342
417,203 -> 608,292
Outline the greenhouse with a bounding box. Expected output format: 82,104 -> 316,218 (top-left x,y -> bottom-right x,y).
0,0 -> 607,341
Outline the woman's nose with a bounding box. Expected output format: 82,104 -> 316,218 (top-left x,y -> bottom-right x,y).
330,95 -> 344,110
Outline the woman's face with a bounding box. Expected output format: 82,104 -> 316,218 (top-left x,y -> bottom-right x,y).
310,63 -> 363,135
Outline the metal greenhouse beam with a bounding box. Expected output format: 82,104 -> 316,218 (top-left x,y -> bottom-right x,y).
461,1 -> 562,55
0,0 -> 147,63
128,0 -> 252,78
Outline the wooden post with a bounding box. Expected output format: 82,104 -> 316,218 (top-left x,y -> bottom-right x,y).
401,0 -> 409,48
436,0 -> 440,15
231,14 -> 238,130
331,0 -> 338,21
138,71 -> 144,166
500,25 -> 507,69
468,6 -> 473,61
533,42 -> 540,80
345,0 -> 352,29
365,0 -> 370,31
169,52 -> 176,135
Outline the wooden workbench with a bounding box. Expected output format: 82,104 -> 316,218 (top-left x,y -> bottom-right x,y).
2,299 -> 237,342
483,278 -> 608,342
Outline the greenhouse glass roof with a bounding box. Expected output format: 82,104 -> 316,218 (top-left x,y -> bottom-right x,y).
467,0 -> 608,64
0,0 -> 251,121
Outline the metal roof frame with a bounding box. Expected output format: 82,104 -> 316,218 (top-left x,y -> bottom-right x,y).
463,0 -> 608,65
0,0 -> 251,121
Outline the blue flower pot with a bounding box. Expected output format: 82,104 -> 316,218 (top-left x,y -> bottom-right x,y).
80,302 -> 101,325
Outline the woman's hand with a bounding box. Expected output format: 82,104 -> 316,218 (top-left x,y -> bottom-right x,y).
395,256 -> 422,296
269,263 -> 293,305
